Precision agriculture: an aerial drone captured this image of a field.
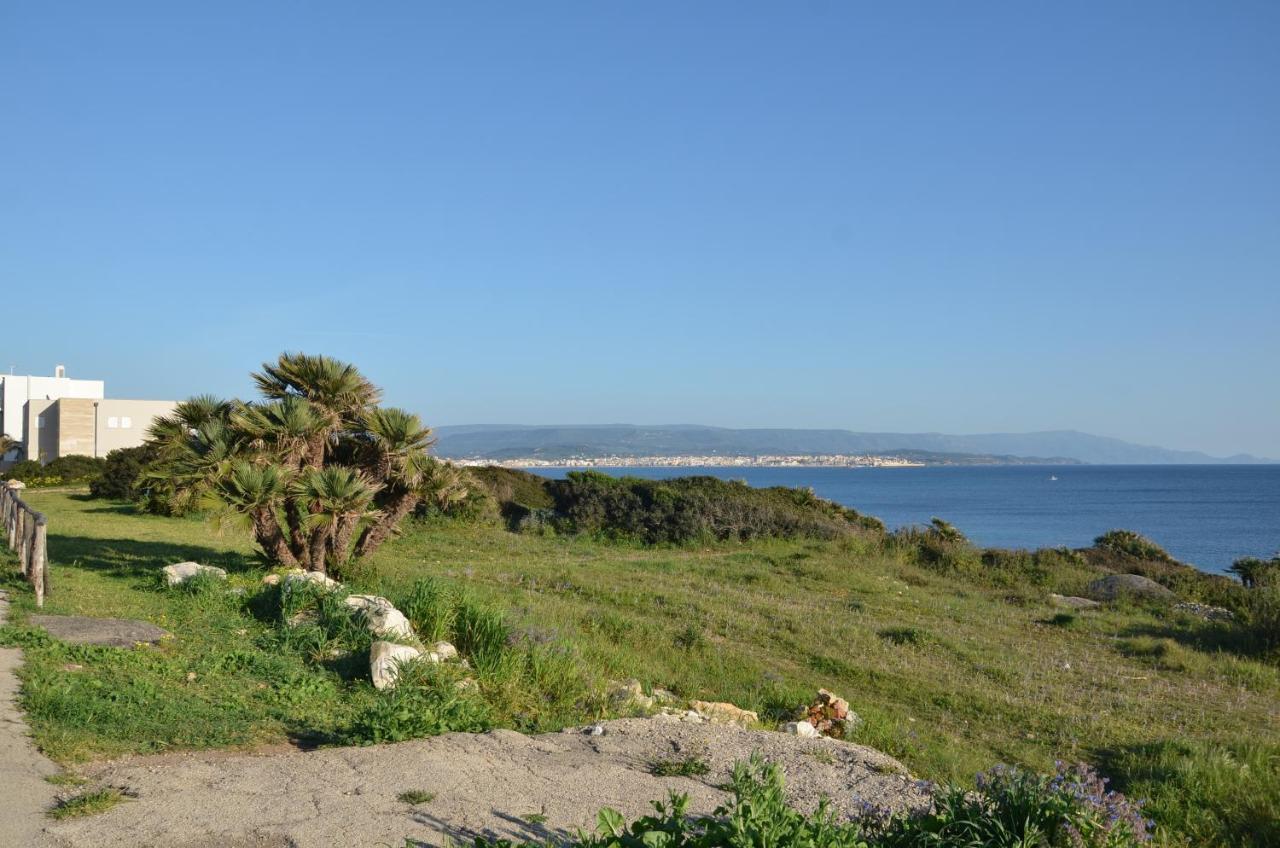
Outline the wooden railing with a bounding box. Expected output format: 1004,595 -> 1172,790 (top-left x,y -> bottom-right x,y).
2,484 -> 49,607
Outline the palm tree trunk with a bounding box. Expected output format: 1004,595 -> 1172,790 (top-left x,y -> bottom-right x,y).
307,524 -> 331,575
330,514 -> 361,573
251,508 -> 300,569
355,491 -> 419,558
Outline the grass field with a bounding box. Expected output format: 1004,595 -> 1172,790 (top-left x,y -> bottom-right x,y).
3,490 -> 1278,845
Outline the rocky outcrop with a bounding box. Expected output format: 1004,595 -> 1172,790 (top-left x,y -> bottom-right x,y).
1174,602 -> 1234,622
1086,574 -> 1175,602
690,700 -> 758,728
161,562 -> 228,587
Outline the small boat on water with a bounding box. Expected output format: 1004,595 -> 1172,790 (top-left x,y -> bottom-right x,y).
1049,475 -> 1058,481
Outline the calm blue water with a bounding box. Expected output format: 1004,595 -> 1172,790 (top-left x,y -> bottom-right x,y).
530,465 -> 1280,574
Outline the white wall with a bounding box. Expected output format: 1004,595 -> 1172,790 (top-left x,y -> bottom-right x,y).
0,373 -> 105,463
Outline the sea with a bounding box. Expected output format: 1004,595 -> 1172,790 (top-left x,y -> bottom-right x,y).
529,465 -> 1280,574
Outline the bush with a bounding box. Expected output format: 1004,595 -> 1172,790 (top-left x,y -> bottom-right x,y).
1,455 -> 106,487
1094,530 -> 1173,563
546,472 -> 871,544
343,660 -> 490,744
1234,585 -> 1280,656
89,445 -> 159,500
1229,556 -> 1280,589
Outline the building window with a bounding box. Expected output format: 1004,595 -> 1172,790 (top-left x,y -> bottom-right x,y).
121,416 -> 132,429
36,416 -> 45,429
107,417 -> 119,428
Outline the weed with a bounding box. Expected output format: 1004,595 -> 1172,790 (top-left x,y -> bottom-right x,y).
650,755 -> 710,777
397,789 -> 436,805
48,787 -> 131,820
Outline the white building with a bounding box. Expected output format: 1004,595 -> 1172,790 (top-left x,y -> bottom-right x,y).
0,366 -> 175,467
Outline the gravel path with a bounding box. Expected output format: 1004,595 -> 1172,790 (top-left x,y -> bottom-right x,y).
44,718 -> 929,848
0,590 -> 60,846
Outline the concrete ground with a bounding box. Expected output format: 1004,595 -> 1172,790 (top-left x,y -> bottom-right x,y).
44,718 -> 928,848
0,590 -> 61,846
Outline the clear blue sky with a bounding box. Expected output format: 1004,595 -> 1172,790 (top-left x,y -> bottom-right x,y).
3,2 -> 1277,457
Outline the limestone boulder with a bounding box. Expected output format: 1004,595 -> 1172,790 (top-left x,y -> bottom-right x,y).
162,562 -> 228,587
1086,573 -> 1175,602
4,479 -> 26,490
782,720 -> 820,738
370,641 -> 423,690
608,679 -> 656,712
282,570 -> 340,597
345,595 -> 416,641
1049,593 -> 1101,610
428,641 -> 458,662
690,700 -> 758,728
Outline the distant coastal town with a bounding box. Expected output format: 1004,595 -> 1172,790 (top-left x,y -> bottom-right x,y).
452,454 -> 926,469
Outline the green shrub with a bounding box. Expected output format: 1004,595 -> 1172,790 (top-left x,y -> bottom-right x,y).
89,445 -> 159,500
476,755 -> 1152,848
2,455 -> 106,487
343,660 -> 490,744
1234,585 -> 1280,656
872,762 -> 1151,847
1094,530 -> 1173,563
1,459 -> 44,481
1229,556 -> 1280,589
547,471 -> 871,544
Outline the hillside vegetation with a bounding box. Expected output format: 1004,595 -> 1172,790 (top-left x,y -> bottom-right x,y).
2,481 -> 1278,846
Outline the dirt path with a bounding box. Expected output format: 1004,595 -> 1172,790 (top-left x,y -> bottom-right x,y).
45,717 -> 928,848
0,590 -> 60,845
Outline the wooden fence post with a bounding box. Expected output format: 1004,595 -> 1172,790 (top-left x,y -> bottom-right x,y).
31,517 -> 47,607
39,518 -> 51,601
16,508 -> 28,574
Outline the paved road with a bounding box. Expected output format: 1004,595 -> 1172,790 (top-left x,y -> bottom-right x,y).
0,590 -> 59,845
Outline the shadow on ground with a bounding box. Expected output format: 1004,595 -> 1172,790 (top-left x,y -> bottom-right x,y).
46,534 -> 257,581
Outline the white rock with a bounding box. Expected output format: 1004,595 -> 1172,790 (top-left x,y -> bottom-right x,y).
429,641 -> 458,662
583,723 -> 605,736
4,480 -> 26,490
282,570 -> 340,597
345,595 -> 416,640
162,562 -> 228,587
369,641 -> 423,690
782,720 -> 821,738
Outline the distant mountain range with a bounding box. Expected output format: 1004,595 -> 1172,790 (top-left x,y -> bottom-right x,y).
433,425 -> 1276,465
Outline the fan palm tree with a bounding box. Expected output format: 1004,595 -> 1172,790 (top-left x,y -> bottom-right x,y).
0,433 -> 20,462
205,461 -> 300,568
145,352 -> 447,575
252,353 -> 380,468
353,407 -> 436,556
292,466 -> 379,574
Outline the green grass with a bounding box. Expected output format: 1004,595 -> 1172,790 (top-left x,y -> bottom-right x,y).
47,787 -> 130,820
3,491 -> 1279,846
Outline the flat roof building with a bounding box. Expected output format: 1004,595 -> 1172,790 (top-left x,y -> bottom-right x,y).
0,366 -> 175,467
